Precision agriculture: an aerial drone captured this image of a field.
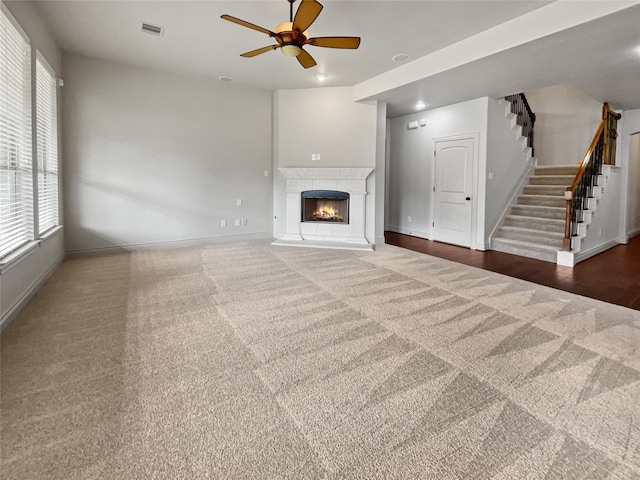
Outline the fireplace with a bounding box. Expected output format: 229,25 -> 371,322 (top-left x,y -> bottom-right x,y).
302,190 -> 349,224
273,167 -> 373,251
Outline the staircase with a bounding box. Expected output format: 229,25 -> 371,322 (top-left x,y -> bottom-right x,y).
492,164 -> 578,263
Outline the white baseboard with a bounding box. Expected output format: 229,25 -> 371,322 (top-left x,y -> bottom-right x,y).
66,232 -> 273,257
385,226 -> 430,240
574,238 -> 621,265
375,235 -> 386,245
627,227 -> 640,240
1,254 -> 65,333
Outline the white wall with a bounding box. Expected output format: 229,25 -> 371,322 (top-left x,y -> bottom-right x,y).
275,87 -> 376,168
620,109 -> 640,239
272,87 -> 380,243
627,136 -> 640,237
1,1 -> 65,331
387,97 -> 489,249
576,167 -> 624,261
526,84 -> 602,166
373,101 -> 387,244
62,54 -> 273,254
485,97 -> 535,242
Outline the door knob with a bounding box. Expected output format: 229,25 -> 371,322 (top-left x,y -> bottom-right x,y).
465,197 -> 471,201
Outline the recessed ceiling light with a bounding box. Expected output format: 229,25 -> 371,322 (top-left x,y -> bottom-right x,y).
314,72 -> 328,81
392,53 -> 410,62
415,101 -> 427,110
635,45 -> 640,56
218,76 -> 233,82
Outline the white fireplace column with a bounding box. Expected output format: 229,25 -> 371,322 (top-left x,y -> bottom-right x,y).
274,168 -> 374,250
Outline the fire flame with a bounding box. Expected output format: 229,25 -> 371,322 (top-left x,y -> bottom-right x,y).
312,202 -> 343,221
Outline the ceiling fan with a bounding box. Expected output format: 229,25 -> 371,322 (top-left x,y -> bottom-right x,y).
221,0 -> 361,69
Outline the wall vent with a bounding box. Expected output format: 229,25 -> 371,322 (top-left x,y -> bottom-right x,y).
141,22 -> 164,36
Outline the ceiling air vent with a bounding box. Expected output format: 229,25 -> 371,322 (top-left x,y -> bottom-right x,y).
141,22 -> 164,37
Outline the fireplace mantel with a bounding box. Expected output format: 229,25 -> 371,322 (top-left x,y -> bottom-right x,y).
273,168 -> 374,251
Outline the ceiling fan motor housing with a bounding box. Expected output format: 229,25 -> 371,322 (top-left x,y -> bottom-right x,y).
274,22 -> 308,56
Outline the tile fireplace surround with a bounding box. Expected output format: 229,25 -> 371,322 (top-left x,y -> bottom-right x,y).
273,168 -> 374,251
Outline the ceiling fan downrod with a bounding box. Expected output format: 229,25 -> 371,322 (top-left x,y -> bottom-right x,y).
289,0 -> 296,23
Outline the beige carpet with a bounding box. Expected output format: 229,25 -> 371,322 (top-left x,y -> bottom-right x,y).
2,239 -> 640,479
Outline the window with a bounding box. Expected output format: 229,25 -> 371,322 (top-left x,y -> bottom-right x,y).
36,53 -> 59,234
0,5 -> 33,258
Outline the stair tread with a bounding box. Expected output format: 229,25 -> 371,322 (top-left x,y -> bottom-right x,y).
530,175 -> 574,179
512,205 -> 565,211
535,165 -> 579,169
505,215 -> 565,223
492,237 -> 559,251
518,194 -> 565,199
498,226 -> 564,238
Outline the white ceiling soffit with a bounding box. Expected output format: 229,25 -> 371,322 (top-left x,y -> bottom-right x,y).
355,1 -> 640,117
25,1 -> 640,117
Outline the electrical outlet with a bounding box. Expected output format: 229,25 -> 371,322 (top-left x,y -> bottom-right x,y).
264,170 -> 269,177
241,219 -> 247,226
407,216 -> 412,223
236,199 -> 242,206
235,219 -> 241,226
221,220 -> 227,227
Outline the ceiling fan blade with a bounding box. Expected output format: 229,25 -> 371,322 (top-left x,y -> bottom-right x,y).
221,15 -> 274,36
240,45 -> 279,58
296,48 -> 317,69
292,0 -> 323,34
306,36 -> 361,49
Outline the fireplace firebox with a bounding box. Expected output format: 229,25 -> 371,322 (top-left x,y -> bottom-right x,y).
301,190 -> 349,224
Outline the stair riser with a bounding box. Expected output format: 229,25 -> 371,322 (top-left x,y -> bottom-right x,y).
491,240 -> 557,263
496,228 -> 563,247
529,176 -> 574,186
504,217 -> 565,233
511,205 -> 565,219
523,186 -> 567,196
517,196 -> 566,208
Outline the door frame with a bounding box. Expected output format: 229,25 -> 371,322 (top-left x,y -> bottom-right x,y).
430,132 -> 480,249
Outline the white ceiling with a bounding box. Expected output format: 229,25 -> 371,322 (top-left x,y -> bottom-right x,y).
26,0 -> 640,117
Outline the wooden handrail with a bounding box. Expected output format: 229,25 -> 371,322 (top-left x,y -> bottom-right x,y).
563,102 -> 621,251
568,121 -> 605,194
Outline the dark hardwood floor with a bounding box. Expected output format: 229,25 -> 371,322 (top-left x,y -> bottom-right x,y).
385,231 -> 640,311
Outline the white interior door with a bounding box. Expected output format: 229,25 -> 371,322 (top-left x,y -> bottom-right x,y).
433,137 -> 474,247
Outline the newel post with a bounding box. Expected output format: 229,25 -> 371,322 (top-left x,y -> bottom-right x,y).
563,188 -> 573,251
602,103 -> 610,165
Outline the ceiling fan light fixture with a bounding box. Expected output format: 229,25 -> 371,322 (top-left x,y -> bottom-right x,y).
281,44 -> 302,57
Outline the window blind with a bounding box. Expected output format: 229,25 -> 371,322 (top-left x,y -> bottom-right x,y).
36,53 -> 58,235
0,6 -> 33,259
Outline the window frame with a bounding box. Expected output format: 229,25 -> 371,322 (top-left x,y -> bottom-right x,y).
35,50 -> 59,236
